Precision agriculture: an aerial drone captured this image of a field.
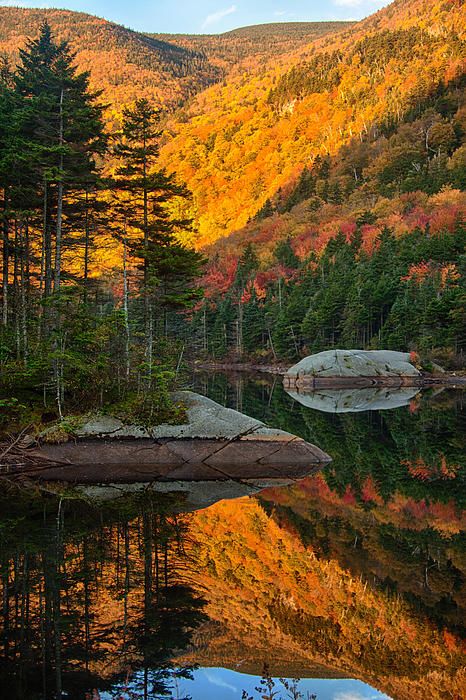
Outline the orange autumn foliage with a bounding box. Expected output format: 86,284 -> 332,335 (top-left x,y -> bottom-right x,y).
181,494 -> 466,699
158,1 -> 466,246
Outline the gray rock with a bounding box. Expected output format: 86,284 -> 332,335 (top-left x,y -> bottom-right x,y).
286,349 -> 421,379
32,391 -> 331,477
151,391 -> 265,439
76,415 -> 151,438
62,392 -> 302,443
75,415 -> 124,436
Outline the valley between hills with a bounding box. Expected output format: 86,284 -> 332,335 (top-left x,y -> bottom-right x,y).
0,0 -> 465,411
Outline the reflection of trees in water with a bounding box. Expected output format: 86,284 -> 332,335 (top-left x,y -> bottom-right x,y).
261,494 -> 465,639
192,371 -> 465,506
0,488 -> 206,700
192,371 -> 466,635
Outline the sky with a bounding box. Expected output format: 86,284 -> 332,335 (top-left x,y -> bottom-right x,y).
102,668 -> 393,700
1,0 -> 391,34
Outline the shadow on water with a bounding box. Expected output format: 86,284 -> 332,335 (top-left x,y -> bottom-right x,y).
0,370 -> 464,699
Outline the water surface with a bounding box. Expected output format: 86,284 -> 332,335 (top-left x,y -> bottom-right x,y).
0,372 -> 464,699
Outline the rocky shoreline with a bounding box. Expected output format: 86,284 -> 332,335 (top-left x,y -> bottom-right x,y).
0,391 -> 331,482
282,374 -> 466,389
196,352 -> 466,388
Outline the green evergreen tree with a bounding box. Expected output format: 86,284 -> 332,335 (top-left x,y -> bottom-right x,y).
113,98 -> 204,380
274,237 -> 300,269
15,20 -> 106,294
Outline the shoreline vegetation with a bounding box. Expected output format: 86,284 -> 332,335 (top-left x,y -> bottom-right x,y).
0,22 -> 205,434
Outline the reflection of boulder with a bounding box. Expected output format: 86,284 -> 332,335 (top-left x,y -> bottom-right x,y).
286,386 -> 420,413
284,349 -> 421,390
76,474 -> 322,512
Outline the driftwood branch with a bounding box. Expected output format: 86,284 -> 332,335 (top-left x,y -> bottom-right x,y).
0,424 -> 33,462
0,430 -> 70,475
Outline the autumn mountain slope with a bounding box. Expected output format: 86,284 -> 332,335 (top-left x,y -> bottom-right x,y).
0,7 -> 349,114
149,21 -> 352,72
159,0 -> 465,246
0,6 -> 225,110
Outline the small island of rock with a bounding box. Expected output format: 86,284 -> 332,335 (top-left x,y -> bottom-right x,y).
2,391 -> 331,482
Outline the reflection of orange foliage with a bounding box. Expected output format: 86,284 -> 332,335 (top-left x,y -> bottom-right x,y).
187,493 -> 466,699
263,472 -> 465,538
403,455 -> 460,481
443,629 -> 458,653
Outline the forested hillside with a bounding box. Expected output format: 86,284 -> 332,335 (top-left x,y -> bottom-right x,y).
155,0 -> 465,363
0,6 -> 221,111
0,0 -> 465,380
159,0 -> 465,244
0,8 -> 349,114
149,22 -> 351,72
191,71 -> 466,361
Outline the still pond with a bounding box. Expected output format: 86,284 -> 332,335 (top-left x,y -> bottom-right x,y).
0,372 -> 464,700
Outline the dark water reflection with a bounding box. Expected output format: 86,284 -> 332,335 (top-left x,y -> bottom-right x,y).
0,372 -> 465,699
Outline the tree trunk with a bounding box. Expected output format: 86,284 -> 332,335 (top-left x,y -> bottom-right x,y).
123,233 -> 131,381
83,188 -> 90,303
54,87 -> 65,293
43,182 -> 53,300
1,192 -> 9,327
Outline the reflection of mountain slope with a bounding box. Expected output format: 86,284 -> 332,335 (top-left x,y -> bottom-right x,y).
260,475 -> 466,628
183,497 -> 465,700
0,482 -> 464,698
196,374 -> 466,514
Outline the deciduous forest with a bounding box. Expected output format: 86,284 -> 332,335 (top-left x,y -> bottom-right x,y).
0,0 -> 466,410
0,0 -> 465,413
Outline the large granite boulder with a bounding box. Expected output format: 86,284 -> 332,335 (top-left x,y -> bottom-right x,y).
74,391 -> 293,440
13,391 -> 331,481
284,350 -> 421,389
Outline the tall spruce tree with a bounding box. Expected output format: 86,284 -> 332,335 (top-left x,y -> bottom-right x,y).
14,21 -> 106,295
0,57 -> 15,328
9,21 -> 106,414
113,98 -> 204,381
